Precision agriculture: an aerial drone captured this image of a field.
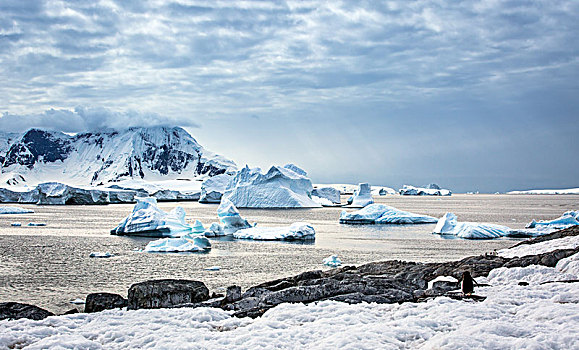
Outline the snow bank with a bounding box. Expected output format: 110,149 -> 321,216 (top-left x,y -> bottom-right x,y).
347,183 -> 373,207
0,206 -> 33,214
340,204 -> 437,224
216,198 -> 252,235
498,235 -> 579,258
233,222 -> 315,241
199,174 -> 231,203
222,164 -> 321,208
399,184 -> 451,196
2,252 -> 577,349
144,234 -> 211,253
111,197 -> 192,237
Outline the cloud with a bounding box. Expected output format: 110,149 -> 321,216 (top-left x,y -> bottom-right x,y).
0,106 -> 200,133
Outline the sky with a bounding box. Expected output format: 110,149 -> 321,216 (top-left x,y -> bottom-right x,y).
0,0 -> 577,193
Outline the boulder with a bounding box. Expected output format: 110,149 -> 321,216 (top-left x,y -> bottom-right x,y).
0,302 -> 54,321
84,293 -> 127,313
127,279 -> 210,310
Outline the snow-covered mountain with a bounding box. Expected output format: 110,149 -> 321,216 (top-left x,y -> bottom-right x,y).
0,127 -> 236,186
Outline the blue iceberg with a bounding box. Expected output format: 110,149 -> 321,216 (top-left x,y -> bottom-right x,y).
340,204 -> 437,224
144,234 -> 211,253
233,222 -> 315,241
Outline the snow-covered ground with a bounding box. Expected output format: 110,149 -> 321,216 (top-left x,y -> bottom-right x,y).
1,239 -> 577,349
508,187 -> 579,195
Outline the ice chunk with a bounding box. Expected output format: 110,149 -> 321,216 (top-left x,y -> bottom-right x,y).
233,222 -> 315,241
89,252 -> 114,258
222,164 -> 321,208
11,222 -> 21,227
0,206 -> 34,214
323,255 -> 342,267
340,204 -> 437,224
27,222 -> 46,226
312,187 -> 341,204
433,213 -> 512,239
144,234 -> 212,253
192,220 -> 205,234
371,186 -> 396,196
526,211 -> 579,230
111,197 -> 193,237
200,174 -> 232,203
204,222 -> 225,237
427,276 -> 458,290
217,198 -> 253,234
204,266 -> 221,271
347,183 -> 373,208
70,298 -> 85,305
399,184 -> 451,196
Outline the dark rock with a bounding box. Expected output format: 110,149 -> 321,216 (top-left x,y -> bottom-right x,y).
127,279 -> 209,310
0,302 -> 54,321
85,293 -> 127,313
224,285 -> 242,303
63,308 -> 79,315
518,281 -> 529,286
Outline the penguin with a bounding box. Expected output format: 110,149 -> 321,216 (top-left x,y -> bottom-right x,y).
459,271 -> 478,295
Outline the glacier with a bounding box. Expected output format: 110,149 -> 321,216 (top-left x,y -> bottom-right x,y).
233,222 -> 315,241
340,204 -> 437,224
144,234 -> 211,253
0,206 -> 33,214
347,183 -> 373,207
221,164 -> 321,208
399,184 -> 451,196
199,174 -> 231,203
111,197 -> 193,237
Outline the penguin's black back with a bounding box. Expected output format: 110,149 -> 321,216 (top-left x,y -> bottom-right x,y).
461,271 -> 474,294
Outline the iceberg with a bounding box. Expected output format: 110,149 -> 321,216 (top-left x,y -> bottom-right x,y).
217,198 -> 253,234
89,252 -> 114,258
199,174 -> 232,203
518,211 -> 579,236
222,164 -> 321,208
508,187 -> 579,195
111,197 -> 193,237
144,234 -> 211,253
323,255 -> 342,267
347,183 -> 373,207
311,187 -> 341,205
28,222 -> 46,226
204,222 -> 225,237
233,222 -> 315,241
371,186 -> 396,196
340,204 -> 437,224
0,206 -> 33,214
399,184 -> 451,196
11,222 -> 22,227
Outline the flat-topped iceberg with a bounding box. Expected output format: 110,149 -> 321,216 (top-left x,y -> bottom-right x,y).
216,198 -> 253,235
0,206 -> 33,214
312,187 -> 341,205
433,213 -> 512,239
233,222 -> 315,241
144,234 -> 211,253
199,174 -> 231,203
399,184 -> 451,196
111,197 -> 192,237
508,187 -> 579,195
340,204 -> 437,224
222,164 -> 321,208
347,183 -> 373,208
434,211 -> 579,239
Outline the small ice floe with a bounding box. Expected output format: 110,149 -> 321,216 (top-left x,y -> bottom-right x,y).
0,206 -> 34,214
27,222 -> 46,226
204,266 -> 221,271
89,252 -> 114,258
11,222 -> 22,227
323,255 -> 342,267
233,222 -> 315,241
144,234 -> 211,253
340,204 -> 437,224
70,298 -> 85,305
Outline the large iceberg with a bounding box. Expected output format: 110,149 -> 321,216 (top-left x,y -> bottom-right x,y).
0,206 -> 33,214
221,164 -> 321,208
111,197 -> 193,237
199,174 -> 232,203
144,234 -> 211,253
399,184 -> 451,196
216,198 -> 253,235
233,222 -> 315,241
347,183 -> 373,208
340,204 -> 437,224
371,186 -> 396,196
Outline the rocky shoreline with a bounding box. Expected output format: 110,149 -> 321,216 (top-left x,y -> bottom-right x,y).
2,226 -> 578,322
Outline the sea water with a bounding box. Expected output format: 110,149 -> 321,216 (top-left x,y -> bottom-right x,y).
0,194 -> 577,313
